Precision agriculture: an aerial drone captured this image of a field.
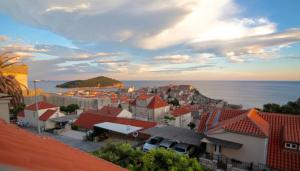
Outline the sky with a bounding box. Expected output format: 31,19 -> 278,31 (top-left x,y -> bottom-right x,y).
0,0 -> 300,81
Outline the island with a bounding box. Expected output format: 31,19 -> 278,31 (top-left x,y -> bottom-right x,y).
56,76 -> 124,88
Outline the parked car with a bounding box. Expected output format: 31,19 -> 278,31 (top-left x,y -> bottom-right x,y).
143,136 -> 164,152
172,143 -> 195,156
159,139 -> 177,149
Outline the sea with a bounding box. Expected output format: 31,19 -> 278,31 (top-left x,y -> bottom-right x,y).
29,80 -> 300,109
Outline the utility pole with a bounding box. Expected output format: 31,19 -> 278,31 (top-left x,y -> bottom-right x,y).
34,80 -> 41,134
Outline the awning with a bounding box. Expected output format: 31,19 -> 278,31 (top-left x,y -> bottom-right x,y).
141,126 -> 204,146
201,137 -> 243,149
94,122 -> 142,135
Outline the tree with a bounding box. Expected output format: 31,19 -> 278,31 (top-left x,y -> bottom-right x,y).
163,115 -> 175,125
169,98 -> 180,106
141,148 -> 203,171
188,122 -> 196,130
9,103 -> 25,116
0,52 -> 27,107
263,103 -> 281,113
262,99 -> 300,115
92,143 -> 204,171
67,104 -> 79,113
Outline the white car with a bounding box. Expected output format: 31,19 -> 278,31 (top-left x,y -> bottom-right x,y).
172,143 -> 195,156
143,136 -> 164,152
159,139 -> 177,149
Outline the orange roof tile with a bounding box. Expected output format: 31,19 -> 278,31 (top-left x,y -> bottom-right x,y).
98,106 -> 122,116
197,112 -> 209,133
171,106 -> 191,117
137,94 -> 152,100
39,109 -> 57,121
283,124 -> 300,144
147,95 -> 168,109
25,102 -> 57,111
208,109 -> 269,138
74,112 -> 157,130
0,119 -> 126,171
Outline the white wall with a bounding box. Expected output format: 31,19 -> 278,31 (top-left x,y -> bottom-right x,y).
172,112 -> 192,128
207,131 -> 268,164
118,109 -> 133,118
0,97 -> 10,123
24,107 -> 58,127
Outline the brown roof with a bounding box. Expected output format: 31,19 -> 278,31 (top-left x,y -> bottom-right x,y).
0,119 -> 126,171
171,106 -> 191,117
147,95 -> 168,109
25,102 -> 57,111
39,109 -> 57,121
98,106 -> 122,116
283,124 -> 300,144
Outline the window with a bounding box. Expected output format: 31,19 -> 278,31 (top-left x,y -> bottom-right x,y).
285,143 -> 298,150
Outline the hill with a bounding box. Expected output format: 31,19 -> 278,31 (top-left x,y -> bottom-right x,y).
56,76 -> 123,88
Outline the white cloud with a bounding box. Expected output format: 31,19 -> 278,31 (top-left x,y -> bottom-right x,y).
153,54 -> 190,64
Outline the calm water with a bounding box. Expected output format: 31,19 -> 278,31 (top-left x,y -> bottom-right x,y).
29,81 -> 300,109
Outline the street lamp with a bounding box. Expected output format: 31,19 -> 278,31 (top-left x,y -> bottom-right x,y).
33,80 -> 41,134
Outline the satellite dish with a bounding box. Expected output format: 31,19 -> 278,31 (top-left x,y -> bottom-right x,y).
132,131 -> 139,138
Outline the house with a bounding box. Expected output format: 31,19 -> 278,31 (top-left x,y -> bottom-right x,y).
74,111 -> 157,131
0,93 -> 11,123
170,106 -> 192,128
18,101 -> 65,130
91,106 -> 133,118
0,119 -> 126,171
130,95 -> 170,122
197,108 -> 300,171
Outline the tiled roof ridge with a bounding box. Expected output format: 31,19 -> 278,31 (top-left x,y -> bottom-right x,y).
247,109 -> 269,137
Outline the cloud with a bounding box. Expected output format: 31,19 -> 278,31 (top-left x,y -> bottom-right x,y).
0,35 -> 8,41
96,59 -> 129,64
152,53 -> 215,64
1,44 -> 48,53
190,28 -> 300,62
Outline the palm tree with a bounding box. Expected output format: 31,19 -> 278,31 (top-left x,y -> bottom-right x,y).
0,52 -> 27,107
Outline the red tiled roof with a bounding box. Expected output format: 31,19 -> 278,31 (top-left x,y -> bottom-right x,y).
74,112 -> 157,130
98,106 -> 122,116
171,106 -> 191,117
25,102 -> 57,111
137,94 -> 152,100
207,109 -> 247,128
208,109 -> 269,138
0,119 -> 126,171
197,112 -> 209,133
147,95 -> 168,109
17,111 -> 24,117
39,109 -> 57,121
283,124 -> 300,144
261,113 -> 300,171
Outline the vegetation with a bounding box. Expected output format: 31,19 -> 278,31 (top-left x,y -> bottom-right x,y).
168,98 -> 180,106
60,104 -> 80,114
262,98 -> 300,115
56,76 -> 123,88
163,115 -> 175,125
9,103 -> 25,116
0,52 -> 27,107
92,143 -> 203,171
188,122 -> 196,130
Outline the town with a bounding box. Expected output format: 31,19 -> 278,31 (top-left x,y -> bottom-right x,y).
1,63 -> 300,171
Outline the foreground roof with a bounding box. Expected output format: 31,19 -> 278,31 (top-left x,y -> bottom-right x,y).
25,102 -> 57,111
74,112 -> 157,130
0,119 -> 126,171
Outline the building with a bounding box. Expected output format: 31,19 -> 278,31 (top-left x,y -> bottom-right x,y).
0,119 -> 126,171
0,93 -> 11,123
170,106 -> 192,128
130,95 -> 170,122
197,108 -> 300,171
2,64 -> 28,92
90,106 -> 133,118
18,102 -> 65,130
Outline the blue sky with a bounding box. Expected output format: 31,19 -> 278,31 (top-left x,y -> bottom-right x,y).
0,0 -> 299,80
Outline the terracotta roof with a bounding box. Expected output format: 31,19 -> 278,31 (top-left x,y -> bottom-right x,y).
171,106 -> 191,117
147,95 -> 168,109
98,106 -> 122,116
74,112 -> 157,130
39,109 -> 57,121
208,109 -> 269,138
261,113 -> 300,171
197,112 -> 210,133
207,109 -> 247,128
283,124 -> 300,144
25,102 -> 57,111
17,111 -> 24,117
137,94 -> 152,100
0,119 -> 126,171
